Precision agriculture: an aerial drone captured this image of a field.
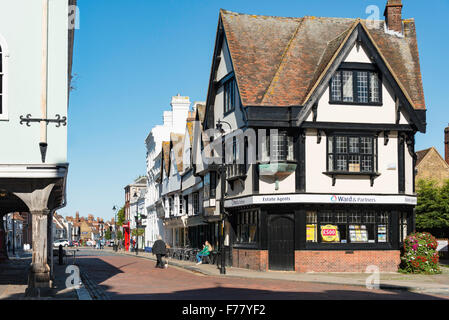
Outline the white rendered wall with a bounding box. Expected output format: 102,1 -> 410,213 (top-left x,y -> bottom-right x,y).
0,0 -> 68,164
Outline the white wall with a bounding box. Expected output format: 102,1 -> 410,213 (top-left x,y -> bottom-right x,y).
305,129 -> 404,194
0,0 -> 69,164
306,44 -> 410,125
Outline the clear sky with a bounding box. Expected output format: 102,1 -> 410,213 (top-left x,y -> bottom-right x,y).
60,0 -> 449,220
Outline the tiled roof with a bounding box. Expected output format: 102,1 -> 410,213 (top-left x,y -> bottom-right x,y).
162,141 -> 171,176
170,133 -> 185,173
415,148 -> 431,167
220,10 -> 426,110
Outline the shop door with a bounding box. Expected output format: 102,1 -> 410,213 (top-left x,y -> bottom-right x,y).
268,215 -> 294,271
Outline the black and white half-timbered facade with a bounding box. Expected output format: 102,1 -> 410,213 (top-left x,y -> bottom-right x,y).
198,1 -> 427,272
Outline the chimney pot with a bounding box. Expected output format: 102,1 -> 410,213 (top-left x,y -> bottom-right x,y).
384,0 -> 403,34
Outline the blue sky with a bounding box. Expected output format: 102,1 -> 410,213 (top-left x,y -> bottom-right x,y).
61,0 -> 449,220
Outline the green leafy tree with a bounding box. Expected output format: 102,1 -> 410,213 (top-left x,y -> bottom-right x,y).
116,206 -> 125,227
131,228 -> 145,237
116,230 -> 123,240
416,179 -> 449,237
104,229 -> 112,240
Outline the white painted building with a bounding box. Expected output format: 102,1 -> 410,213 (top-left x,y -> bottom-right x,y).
0,0 -> 76,291
144,95 -> 191,247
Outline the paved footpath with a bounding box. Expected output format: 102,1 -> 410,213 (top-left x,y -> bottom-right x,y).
74,248 -> 449,300
0,251 -> 78,300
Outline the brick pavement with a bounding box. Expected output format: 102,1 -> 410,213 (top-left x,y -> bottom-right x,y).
96,247 -> 449,296
75,248 -> 449,300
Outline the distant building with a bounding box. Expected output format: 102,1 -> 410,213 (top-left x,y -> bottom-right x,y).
415,147 -> 449,186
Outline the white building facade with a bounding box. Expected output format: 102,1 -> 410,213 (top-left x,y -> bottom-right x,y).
144,95 -> 191,247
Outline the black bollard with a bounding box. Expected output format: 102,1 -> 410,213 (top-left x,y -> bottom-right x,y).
58,244 -> 63,265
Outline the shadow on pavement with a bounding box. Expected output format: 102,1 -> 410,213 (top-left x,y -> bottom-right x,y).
99,284 -> 447,300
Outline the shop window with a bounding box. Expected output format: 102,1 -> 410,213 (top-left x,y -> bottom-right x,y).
399,212 -> 408,242
306,210 -> 391,245
236,209 -> 259,244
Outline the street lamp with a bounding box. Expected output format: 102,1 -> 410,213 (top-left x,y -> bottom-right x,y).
216,119 -> 232,275
133,192 -> 140,256
112,206 -> 118,251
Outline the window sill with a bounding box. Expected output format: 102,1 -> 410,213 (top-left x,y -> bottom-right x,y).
329,101 -> 383,107
323,171 -> 380,187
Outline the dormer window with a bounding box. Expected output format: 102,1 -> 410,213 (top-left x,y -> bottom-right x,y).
330,64 -> 382,106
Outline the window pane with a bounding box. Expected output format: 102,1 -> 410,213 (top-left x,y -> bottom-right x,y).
336,137 -> 347,154
331,72 -> 342,101
336,155 -> 347,171
361,155 -> 373,172
342,71 -> 353,102
328,136 -> 333,154
306,212 -> 317,243
370,72 -> 380,103
348,155 -> 360,172
357,71 -> 369,103
349,137 -> 359,153
328,154 -> 334,171
360,137 -> 372,154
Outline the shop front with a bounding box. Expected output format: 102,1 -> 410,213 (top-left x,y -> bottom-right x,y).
226,194 -> 415,272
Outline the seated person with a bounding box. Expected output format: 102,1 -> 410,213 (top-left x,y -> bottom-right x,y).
196,241 -> 213,265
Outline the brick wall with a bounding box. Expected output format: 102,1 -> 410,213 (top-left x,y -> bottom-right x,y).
232,249 -> 401,272
295,250 -> 401,273
232,249 -> 268,271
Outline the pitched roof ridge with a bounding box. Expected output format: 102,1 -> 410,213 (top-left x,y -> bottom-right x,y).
261,18 -> 305,104
417,146 -> 449,169
301,19 -> 360,105
359,21 -> 418,110
220,8 -> 302,21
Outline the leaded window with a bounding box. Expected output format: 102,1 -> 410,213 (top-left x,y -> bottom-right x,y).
330,68 -> 381,105
327,135 -> 377,173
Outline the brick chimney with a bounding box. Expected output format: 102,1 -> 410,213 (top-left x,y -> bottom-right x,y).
445,124 -> 449,165
76,211 -> 79,222
384,0 -> 403,33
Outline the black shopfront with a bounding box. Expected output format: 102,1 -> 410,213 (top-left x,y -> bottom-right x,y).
227,202 -> 415,271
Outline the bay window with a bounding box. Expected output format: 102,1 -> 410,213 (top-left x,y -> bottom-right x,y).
261,130 -> 294,162
330,66 -> 382,105
327,135 -> 377,173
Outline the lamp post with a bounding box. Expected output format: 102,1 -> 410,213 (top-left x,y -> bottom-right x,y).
112,206 -> 118,251
216,119 -> 232,275
133,192 -> 141,256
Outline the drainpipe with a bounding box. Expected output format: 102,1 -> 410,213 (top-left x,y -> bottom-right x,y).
40,0 -> 49,163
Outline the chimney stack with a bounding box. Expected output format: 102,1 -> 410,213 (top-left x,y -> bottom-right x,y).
445,124 -> 449,165
384,0 -> 403,33
76,211 -> 79,222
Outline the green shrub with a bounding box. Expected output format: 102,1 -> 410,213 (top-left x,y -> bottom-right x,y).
400,232 -> 441,274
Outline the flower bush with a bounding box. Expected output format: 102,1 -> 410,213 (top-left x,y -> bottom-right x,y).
400,232 -> 441,274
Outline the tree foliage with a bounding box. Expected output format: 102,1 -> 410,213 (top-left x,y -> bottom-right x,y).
116,206 -> 125,227
416,179 -> 449,234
